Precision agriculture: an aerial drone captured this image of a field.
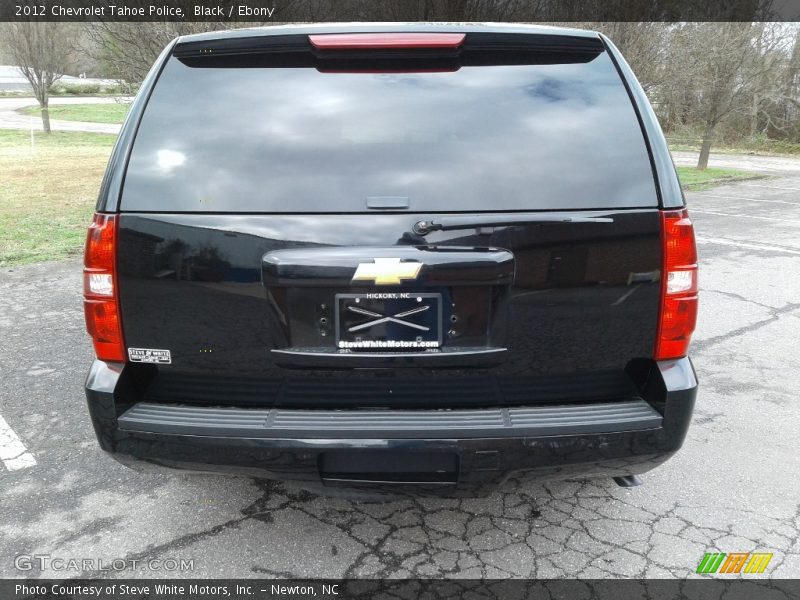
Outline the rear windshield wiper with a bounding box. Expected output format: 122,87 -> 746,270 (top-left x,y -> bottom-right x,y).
412,213 -> 614,235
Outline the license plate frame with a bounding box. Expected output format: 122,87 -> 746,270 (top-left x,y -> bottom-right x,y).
335,292 -> 443,350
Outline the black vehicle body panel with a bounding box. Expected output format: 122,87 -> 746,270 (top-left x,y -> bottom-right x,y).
86,23 -> 698,491
116,209 -> 661,382
86,358 -> 696,495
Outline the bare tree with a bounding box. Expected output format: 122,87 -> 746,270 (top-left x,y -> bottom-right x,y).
4,22 -> 75,133
83,21 -> 276,85
583,22 -> 672,92
669,24 -> 757,169
85,22 -> 208,84
752,24 -> 800,140
784,28 -> 800,140
660,23 -> 796,168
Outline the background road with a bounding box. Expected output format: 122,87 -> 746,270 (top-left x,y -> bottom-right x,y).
0,97 -> 123,135
1,172 -> 799,579
672,151 -> 800,175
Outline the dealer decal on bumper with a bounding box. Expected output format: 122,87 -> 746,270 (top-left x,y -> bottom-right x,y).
128,348 -> 172,364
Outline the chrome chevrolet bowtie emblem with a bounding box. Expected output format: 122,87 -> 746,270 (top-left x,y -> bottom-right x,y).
351,258 -> 422,285
347,304 -> 430,332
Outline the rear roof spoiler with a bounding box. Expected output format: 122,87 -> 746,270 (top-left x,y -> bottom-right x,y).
172,32 -> 604,60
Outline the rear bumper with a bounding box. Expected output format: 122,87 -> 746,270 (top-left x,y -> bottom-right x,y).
85,358 -> 697,494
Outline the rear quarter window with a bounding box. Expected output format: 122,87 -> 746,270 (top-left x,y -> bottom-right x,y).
120,35 -> 657,213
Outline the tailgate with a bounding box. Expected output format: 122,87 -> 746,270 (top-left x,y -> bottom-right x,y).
116,209 -> 661,407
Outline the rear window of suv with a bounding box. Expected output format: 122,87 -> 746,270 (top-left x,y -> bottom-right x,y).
120,34 -> 657,213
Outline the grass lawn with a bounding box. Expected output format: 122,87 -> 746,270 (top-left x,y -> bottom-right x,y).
22,102 -> 129,124
0,129 -> 116,266
675,166 -> 762,191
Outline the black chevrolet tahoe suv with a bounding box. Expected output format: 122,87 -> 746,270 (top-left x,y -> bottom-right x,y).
84,23 -> 698,494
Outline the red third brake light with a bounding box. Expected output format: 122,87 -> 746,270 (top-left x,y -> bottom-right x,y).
309,33 -> 466,50
655,209 -> 699,360
83,213 -> 125,362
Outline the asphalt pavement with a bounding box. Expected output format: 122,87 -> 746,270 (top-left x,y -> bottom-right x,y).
1,170 -> 799,579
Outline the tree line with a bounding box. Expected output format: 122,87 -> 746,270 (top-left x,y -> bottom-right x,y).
592,22 -> 800,168
3,19 -> 799,169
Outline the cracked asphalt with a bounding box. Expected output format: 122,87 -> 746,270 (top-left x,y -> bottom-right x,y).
1,171 -> 799,580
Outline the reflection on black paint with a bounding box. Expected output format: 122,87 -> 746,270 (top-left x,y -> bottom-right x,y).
117,210 -> 662,380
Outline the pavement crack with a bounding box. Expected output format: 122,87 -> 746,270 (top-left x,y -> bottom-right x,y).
694,302 -> 800,352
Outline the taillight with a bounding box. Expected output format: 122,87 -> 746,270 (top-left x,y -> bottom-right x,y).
655,209 -> 698,360
83,213 -> 125,362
